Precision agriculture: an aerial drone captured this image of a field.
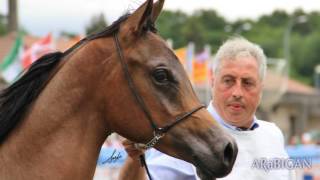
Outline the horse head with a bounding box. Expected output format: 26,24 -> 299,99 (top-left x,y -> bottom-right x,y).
96,0 -> 238,178
0,1 -> 237,179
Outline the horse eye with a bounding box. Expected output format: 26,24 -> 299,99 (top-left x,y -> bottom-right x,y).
153,69 -> 169,84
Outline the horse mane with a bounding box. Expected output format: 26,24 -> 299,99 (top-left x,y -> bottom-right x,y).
0,13 -> 148,144
0,52 -> 63,144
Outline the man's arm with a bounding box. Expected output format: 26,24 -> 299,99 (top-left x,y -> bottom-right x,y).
118,157 -> 146,180
118,139 -> 196,180
118,140 -> 146,180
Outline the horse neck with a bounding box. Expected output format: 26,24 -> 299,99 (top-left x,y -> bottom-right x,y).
0,42 -> 113,180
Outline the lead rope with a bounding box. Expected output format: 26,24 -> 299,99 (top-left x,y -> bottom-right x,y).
140,154 -> 153,180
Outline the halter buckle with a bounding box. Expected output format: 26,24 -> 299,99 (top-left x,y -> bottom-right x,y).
134,131 -> 165,150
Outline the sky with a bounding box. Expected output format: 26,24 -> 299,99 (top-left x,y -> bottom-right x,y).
0,0 -> 319,37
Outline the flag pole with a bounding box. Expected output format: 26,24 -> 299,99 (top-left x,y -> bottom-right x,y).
186,42 -> 194,84
204,44 -> 211,105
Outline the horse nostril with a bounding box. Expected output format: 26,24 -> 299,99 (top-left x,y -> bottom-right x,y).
223,142 -> 236,167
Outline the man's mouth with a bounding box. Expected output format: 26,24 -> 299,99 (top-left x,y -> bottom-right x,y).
228,103 -> 244,111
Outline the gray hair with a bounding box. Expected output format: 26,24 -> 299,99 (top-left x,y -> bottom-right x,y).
212,37 -> 267,81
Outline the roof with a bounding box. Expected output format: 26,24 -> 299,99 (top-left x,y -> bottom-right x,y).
264,69 -> 316,95
287,78 -> 317,95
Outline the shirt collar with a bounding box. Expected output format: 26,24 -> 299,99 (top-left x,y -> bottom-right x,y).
207,101 -> 259,131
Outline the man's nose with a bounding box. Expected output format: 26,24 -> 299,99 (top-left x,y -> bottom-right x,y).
232,82 -> 243,98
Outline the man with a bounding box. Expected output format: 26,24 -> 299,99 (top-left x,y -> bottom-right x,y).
118,37 -> 292,180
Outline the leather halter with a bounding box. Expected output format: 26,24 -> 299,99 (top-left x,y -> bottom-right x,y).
113,32 -> 205,149
113,32 -> 205,180
113,33 -> 205,149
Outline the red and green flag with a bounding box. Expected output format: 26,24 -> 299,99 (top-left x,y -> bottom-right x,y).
0,33 -> 54,83
0,33 -> 24,83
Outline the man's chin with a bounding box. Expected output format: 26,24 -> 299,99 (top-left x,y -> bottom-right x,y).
225,112 -> 246,122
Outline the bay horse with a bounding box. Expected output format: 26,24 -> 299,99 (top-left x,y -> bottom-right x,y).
0,0 -> 237,179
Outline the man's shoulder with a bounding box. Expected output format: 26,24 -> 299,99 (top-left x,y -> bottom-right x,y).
256,120 -> 284,139
256,120 -> 280,130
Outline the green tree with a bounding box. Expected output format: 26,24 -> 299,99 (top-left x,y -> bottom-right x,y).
156,10 -> 189,48
291,9 -> 312,35
85,13 -> 108,35
192,9 -> 226,31
291,31 -> 320,84
244,23 -> 284,58
157,9 -> 228,51
0,13 -> 7,36
60,31 -> 78,38
181,16 -> 207,50
305,11 -> 320,34
190,9 -> 228,52
258,10 -> 289,27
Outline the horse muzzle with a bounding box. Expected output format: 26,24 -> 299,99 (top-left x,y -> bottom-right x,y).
193,135 -> 238,179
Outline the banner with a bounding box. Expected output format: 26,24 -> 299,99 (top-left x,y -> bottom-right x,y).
192,46 -> 210,85
0,33 -> 24,83
175,47 -> 187,68
174,43 -> 195,80
22,33 -> 54,69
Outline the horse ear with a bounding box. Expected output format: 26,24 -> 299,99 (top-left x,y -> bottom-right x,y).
125,0 -> 153,35
151,0 -> 164,22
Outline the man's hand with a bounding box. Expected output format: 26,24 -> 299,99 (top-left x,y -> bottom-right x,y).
118,139 -> 147,180
122,139 -> 145,161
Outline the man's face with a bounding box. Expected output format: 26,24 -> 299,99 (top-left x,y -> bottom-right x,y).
211,56 -> 263,128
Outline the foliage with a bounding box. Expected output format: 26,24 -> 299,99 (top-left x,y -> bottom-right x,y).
154,9 -> 320,85
0,14 -> 7,36
60,31 -> 78,38
156,10 -> 189,48
85,13 -> 108,35
291,31 -> 320,84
